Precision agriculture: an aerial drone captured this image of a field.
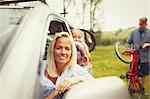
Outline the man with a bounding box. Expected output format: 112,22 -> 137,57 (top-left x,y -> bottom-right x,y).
127,17 -> 150,95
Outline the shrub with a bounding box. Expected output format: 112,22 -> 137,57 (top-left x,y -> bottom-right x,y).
94,29 -> 131,46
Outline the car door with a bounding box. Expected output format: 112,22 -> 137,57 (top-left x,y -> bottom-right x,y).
0,2 -> 73,99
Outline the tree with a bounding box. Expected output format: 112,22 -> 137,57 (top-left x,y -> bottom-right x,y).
62,0 -> 76,17
89,0 -> 103,32
62,0 -> 103,32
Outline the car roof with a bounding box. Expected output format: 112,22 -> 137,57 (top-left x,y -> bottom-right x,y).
0,0 -> 74,27
0,0 -> 44,5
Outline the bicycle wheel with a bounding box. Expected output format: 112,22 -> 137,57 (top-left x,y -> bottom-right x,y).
114,41 -> 132,64
80,29 -> 96,52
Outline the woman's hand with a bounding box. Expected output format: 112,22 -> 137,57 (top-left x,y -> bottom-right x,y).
45,90 -> 59,99
56,77 -> 84,94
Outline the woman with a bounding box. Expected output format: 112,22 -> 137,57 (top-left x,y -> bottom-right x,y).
39,32 -> 94,99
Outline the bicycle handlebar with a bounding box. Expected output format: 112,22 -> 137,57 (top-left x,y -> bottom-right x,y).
122,50 -> 137,56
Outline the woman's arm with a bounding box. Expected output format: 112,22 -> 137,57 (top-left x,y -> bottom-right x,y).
45,90 -> 59,99
56,66 -> 94,94
56,77 -> 85,94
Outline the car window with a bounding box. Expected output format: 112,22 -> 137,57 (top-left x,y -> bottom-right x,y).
0,8 -> 29,69
48,20 -> 69,36
43,20 -> 70,60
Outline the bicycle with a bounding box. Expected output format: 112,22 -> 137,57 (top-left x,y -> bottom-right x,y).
80,29 -> 96,52
114,41 -> 148,99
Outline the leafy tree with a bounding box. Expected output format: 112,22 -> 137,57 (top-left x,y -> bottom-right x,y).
63,0 -> 103,32
81,0 -> 103,32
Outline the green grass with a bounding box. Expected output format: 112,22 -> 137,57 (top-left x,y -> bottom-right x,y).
94,30 -> 129,45
91,45 -> 128,78
91,46 -> 150,99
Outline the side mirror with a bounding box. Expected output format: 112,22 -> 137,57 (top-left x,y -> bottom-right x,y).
80,29 -> 96,52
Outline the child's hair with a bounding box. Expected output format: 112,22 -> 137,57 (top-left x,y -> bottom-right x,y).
71,28 -> 85,41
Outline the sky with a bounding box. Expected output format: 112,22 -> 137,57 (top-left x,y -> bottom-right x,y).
100,0 -> 150,31
47,0 -> 150,31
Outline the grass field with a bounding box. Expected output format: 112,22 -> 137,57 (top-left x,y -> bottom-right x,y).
91,45 -> 128,78
91,46 -> 150,99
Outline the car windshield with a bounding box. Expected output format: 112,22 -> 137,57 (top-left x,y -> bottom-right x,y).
0,7 -> 29,68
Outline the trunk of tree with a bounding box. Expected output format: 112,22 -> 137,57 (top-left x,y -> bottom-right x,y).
89,1 -> 93,32
82,0 -> 86,28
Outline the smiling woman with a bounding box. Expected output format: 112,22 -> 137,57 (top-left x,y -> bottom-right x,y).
53,35 -> 72,72
0,1 -> 74,99
39,32 -> 94,99
0,1 -> 130,99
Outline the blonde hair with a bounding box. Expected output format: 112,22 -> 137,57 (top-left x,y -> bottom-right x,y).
47,32 -> 77,77
71,28 -> 85,42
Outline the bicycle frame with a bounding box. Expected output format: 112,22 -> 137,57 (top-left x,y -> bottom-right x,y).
123,50 -> 142,96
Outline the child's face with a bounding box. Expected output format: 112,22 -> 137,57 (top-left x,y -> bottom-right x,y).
72,32 -> 82,42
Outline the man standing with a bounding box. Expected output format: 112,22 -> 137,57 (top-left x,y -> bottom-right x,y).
127,17 -> 150,95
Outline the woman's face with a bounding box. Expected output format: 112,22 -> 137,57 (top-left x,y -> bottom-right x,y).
54,36 -> 72,69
